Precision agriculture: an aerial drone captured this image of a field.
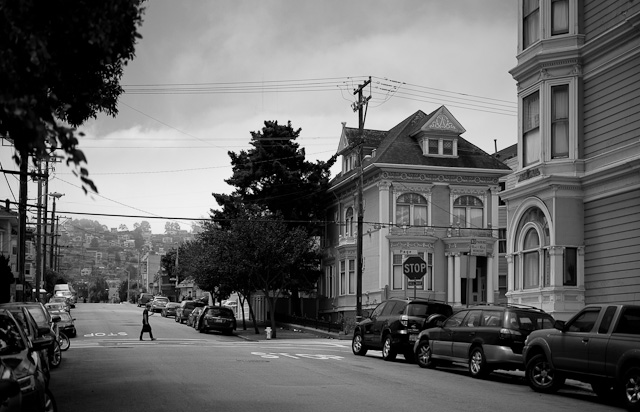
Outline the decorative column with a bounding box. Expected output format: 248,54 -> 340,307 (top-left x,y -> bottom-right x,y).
378,180 -> 392,289
454,252 -> 462,306
486,253 -> 494,303
447,253 -> 454,303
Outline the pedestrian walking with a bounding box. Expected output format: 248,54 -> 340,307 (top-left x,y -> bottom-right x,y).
140,307 -> 156,341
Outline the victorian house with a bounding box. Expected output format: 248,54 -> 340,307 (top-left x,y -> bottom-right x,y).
319,106 -> 512,321
502,1 -> 640,319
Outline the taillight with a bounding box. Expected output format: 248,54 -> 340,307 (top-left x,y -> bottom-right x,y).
401,314 -> 408,327
499,328 -> 522,340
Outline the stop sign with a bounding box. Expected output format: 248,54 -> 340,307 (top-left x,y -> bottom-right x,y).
403,255 -> 427,280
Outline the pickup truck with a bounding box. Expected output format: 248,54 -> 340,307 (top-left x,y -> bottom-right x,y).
522,304 -> 640,411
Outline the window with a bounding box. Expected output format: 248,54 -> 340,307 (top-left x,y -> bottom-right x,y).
453,196 -> 483,228
324,266 -> 334,298
392,254 -> 404,290
598,306 -> 617,334
551,85 -> 569,159
464,310 -> 483,327
498,229 -> 507,254
551,0 -> 569,35
614,307 -> 640,335
348,259 -> 355,295
345,207 -> 354,237
523,91 -> 540,166
396,193 -> 428,227
523,0 -> 540,49
567,308 -> 601,333
428,139 -> 438,154
523,229 -> 540,289
444,310 -> 467,328
370,302 -> 386,318
564,247 -> 577,286
443,140 -> 453,155
340,260 -> 346,295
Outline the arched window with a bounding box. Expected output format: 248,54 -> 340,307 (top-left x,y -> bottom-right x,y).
345,207 -> 354,236
522,228 -> 540,289
453,195 -> 483,228
396,193 -> 428,226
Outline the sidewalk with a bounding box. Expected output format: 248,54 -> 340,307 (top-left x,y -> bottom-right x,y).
233,321 -> 351,341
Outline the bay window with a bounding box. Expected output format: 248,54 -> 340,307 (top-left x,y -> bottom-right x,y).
551,85 -> 569,159
396,193 -> 428,227
523,91 -> 540,166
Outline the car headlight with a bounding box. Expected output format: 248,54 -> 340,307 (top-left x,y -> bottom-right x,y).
17,375 -> 36,393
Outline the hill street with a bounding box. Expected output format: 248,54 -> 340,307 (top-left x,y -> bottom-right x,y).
48,303 -> 618,412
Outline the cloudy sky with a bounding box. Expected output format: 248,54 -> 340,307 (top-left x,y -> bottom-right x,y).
2,0 -> 518,235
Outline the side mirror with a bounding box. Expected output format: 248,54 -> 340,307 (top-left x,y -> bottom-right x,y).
52,315 -> 61,323
553,320 -> 566,331
37,326 -> 52,337
32,335 -> 54,351
361,310 -> 370,318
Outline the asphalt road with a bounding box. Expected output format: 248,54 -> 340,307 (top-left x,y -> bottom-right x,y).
48,303 -> 622,412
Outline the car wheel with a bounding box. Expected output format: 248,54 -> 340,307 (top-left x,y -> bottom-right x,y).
351,331 -> 368,356
49,341 -> 62,369
525,354 -> 565,393
416,340 -> 437,369
469,347 -> 491,379
44,388 -> 57,412
381,335 -> 397,361
622,366 -> 640,411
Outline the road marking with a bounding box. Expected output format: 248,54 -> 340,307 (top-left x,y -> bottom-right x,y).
251,351 -> 344,360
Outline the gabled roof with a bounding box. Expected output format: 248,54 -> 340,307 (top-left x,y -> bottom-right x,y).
331,106 -> 511,185
337,124 -> 387,155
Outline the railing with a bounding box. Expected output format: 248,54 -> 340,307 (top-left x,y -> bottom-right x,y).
275,313 -> 344,334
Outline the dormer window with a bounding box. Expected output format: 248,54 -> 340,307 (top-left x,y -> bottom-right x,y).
342,152 -> 357,174
422,137 -> 458,157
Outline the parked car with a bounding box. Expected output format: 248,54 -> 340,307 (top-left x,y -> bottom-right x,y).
137,293 -> 154,308
194,306 -> 237,335
413,304 -> 555,378
47,297 -> 71,311
0,303 -> 61,370
8,307 -> 53,385
187,306 -> 203,327
149,297 -> 169,313
352,297 -> 454,361
175,300 -> 204,324
44,303 -> 69,314
54,312 -> 76,338
523,304 -> 640,411
0,308 -> 56,412
161,302 -> 180,318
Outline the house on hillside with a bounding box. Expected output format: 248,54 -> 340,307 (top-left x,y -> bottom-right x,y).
501,1 -> 640,319
319,106 -> 512,322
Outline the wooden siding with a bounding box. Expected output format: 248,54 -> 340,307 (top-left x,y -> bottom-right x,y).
584,191 -> 640,304
584,1 -> 640,41
583,55 -> 640,158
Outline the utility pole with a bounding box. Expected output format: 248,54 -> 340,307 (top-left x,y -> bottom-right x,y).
353,77 -> 371,321
17,149 -> 28,301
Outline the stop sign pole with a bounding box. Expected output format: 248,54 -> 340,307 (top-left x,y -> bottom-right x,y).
403,255 -> 427,298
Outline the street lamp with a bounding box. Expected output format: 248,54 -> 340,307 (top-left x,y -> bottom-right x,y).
48,192 -> 64,269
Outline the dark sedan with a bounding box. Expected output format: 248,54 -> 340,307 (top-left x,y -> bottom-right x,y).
195,306 -> 236,335
161,302 -> 180,318
54,312 -> 76,338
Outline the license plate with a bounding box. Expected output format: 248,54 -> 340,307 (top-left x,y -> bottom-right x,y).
409,334 -> 418,342
214,319 -> 225,323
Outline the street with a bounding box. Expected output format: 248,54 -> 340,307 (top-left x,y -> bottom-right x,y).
49,303 -> 622,412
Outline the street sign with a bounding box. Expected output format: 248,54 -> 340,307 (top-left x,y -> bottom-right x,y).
470,239 -> 487,256
407,279 -> 423,287
403,255 -> 427,280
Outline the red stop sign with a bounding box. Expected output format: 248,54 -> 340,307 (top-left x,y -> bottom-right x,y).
403,255 -> 427,280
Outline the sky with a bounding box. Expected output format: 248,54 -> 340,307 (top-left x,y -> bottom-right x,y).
1,0 -> 519,235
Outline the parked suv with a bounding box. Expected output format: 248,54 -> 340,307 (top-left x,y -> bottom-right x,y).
352,297 -> 453,361
413,304 -> 555,378
137,293 -> 154,308
175,300 -> 204,324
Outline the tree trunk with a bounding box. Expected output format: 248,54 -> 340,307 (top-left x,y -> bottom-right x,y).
238,292 -> 248,330
267,294 -> 278,339
248,301 -> 259,334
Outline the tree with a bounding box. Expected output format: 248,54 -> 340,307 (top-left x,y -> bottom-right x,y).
0,1 -> 145,191
89,277 -> 109,303
226,213 -> 319,339
212,120 -> 335,233
164,222 -> 181,234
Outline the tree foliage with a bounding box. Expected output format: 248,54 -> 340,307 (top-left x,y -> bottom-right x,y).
0,0 -> 145,191
212,120 -> 335,233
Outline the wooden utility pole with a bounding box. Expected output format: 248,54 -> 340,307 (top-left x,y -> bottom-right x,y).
353,77 -> 371,320
17,149 -> 28,301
